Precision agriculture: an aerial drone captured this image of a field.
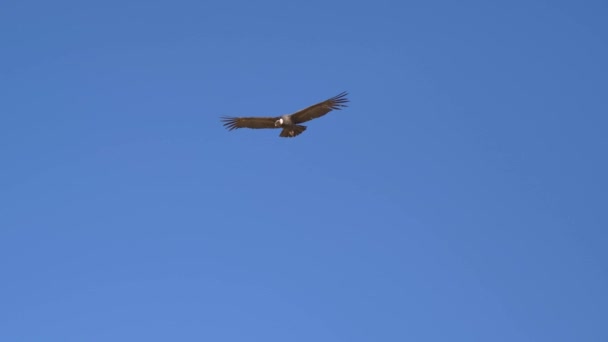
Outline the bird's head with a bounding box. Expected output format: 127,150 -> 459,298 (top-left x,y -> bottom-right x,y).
274,118 -> 284,127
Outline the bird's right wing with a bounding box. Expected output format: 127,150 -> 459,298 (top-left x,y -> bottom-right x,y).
220,116 -> 278,131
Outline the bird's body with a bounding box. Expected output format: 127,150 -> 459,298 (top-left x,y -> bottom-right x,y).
275,114 -> 306,137
220,92 -> 349,138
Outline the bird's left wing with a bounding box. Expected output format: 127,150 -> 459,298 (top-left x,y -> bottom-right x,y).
290,92 -> 349,124
220,116 -> 278,131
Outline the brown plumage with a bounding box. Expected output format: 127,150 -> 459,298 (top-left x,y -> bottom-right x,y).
220,92 -> 349,138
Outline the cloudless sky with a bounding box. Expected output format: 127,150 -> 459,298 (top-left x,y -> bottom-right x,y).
1,0 -> 607,341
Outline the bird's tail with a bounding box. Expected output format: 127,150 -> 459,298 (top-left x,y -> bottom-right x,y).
279,125 -> 307,138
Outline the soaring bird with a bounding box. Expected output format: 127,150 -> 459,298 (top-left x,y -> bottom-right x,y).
220,92 -> 349,138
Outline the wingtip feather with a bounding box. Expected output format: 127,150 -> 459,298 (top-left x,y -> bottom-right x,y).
329,91 -> 349,109
220,116 -> 239,131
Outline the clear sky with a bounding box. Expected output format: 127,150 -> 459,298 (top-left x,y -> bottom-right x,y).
1,0 -> 607,341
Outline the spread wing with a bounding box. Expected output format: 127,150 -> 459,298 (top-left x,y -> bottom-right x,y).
220,116 -> 278,131
290,92 -> 349,124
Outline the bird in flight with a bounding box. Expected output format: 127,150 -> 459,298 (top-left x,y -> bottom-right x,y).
220,91 -> 349,138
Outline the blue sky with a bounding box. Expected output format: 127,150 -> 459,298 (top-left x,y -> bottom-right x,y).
1,0 -> 607,341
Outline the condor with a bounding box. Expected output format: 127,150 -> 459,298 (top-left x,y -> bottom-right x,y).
221,92 -> 349,138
